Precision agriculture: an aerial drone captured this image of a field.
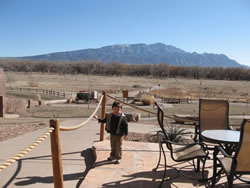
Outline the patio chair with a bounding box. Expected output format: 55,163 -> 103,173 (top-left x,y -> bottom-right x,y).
197,99 -> 230,143
154,102 -> 209,187
212,119 -> 250,188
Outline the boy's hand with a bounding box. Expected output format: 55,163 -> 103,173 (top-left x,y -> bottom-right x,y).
94,114 -> 99,120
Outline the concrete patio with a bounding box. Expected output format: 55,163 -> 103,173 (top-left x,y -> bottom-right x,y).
81,140 -> 250,188
1,120 -> 250,188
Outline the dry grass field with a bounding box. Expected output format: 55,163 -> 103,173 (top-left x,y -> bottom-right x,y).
5,72 -> 159,93
5,72 -> 250,101
4,72 -> 250,118
150,79 -> 250,101
2,72 -> 250,139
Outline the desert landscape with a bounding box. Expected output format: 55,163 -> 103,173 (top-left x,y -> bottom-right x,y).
1,1 -> 250,187
1,71 -> 250,142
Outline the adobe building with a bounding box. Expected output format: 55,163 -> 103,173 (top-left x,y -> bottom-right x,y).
0,68 -> 5,117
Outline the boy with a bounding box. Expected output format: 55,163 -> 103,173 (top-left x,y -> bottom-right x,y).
94,101 -> 128,164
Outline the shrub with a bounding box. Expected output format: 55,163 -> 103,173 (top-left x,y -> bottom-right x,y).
164,125 -> 187,142
141,94 -> 155,105
132,84 -> 141,88
30,82 -> 39,87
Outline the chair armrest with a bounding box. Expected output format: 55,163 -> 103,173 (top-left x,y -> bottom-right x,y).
162,139 -> 207,148
156,130 -> 206,146
214,146 -> 232,158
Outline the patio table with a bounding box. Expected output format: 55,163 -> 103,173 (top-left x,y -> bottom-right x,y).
201,129 -> 240,180
201,129 -> 240,145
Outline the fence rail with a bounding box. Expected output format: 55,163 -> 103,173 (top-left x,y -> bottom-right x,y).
161,97 -> 191,104
6,87 -> 74,98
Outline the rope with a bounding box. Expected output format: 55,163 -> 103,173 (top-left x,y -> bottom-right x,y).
60,95 -> 104,131
107,94 -> 197,123
107,94 -> 157,115
0,127 -> 55,172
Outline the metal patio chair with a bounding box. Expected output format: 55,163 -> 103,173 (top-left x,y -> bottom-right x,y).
197,99 -> 230,143
212,119 -> 250,188
154,102 -> 209,187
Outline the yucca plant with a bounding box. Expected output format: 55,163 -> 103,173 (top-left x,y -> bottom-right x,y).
164,125 -> 191,143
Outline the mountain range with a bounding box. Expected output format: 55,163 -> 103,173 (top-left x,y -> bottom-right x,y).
14,43 -> 241,67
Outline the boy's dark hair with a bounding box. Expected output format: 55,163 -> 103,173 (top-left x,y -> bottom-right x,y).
112,101 -> 122,109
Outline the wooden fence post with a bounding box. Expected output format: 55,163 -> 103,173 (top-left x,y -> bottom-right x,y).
100,91 -> 106,141
50,119 -> 64,188
0,96 -> 3,117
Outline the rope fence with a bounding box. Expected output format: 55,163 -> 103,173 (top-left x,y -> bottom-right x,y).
60,95 -> 104,131
0,127 -> 55,172
0,95 -> 103,174
106,94 -> 197,124
1,90 -> 197,187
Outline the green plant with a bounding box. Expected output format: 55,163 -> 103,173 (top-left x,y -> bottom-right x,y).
164,125 -> 189,143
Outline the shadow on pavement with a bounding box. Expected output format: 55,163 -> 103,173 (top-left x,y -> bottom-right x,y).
14,148 -> 95,188
102,168 -> 250,188
102,168 -> 207,188
2,160 -> 22,188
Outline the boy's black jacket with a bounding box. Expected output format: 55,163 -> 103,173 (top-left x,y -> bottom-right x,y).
98,114 -> 128,136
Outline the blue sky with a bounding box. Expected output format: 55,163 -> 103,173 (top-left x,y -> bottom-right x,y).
0,0 -> 250,65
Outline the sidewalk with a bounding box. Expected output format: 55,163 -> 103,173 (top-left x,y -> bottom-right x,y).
0,119 -> 158,188
0,119 -> 100,188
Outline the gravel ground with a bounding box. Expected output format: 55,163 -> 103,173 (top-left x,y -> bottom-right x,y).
125,132 -> 158,143
0,121 -> 48,142
124,132 -> 194,145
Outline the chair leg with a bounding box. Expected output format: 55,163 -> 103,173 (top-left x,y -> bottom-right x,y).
211,157 -> 217,188
159,146 -> 167,188
201,158 -> 207,181
196,158 -> 200,172
155,143 -> 162,171
227,174 -> 234,188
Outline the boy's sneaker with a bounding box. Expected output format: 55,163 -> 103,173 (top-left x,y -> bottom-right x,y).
114,160 -> 120,164
107,157 -> 114,161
